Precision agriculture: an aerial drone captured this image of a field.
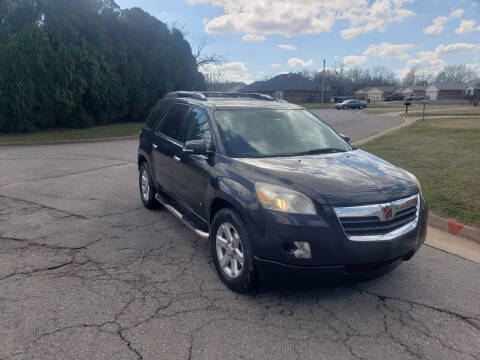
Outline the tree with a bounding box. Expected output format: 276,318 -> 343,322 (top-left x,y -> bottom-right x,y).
435,65 -> 476,83
0,0 -> 206,132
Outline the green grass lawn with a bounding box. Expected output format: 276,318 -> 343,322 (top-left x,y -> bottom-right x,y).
360,116 -> 480,226
0,122 -> 143,144
407,107 -> 480,117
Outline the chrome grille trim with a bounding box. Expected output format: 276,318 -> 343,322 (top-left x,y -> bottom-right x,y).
334,194 -> 420,242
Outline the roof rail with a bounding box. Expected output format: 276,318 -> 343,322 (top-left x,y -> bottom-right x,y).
165,91 -> 207,101
202,92 -> 274,101
165,91 -> 275,101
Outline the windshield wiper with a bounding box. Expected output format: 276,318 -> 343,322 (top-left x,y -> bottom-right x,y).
295,148 -> 348,156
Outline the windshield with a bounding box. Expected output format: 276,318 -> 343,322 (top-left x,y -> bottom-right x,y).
214,109 -> 351,158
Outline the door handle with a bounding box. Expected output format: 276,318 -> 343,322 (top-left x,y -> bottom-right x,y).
152,144 -> 158,150
173,155 -> 181,162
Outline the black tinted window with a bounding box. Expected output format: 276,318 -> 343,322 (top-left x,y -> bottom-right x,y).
159,104 -> 190,140
145,101 -> 170,129
181,108 -> 212,148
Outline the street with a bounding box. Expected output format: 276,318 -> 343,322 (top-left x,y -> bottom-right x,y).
0,111 -> 479,360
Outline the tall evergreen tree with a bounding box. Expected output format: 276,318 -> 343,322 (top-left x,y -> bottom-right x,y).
0,0 -> 205,132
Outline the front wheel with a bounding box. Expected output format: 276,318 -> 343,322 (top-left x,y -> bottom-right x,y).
210,208 -> 256,292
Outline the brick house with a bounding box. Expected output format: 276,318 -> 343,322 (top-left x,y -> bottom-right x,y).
425,83 -> 468,100
240,73 -> 330,103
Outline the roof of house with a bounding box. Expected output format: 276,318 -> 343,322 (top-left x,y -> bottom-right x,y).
240,73 -> 320,92
428,82 -> 468,91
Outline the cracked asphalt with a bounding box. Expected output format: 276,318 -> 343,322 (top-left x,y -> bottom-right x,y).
1,114 -> 479,359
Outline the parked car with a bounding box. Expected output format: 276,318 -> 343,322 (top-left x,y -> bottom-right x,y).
405,95 -> 425,101
335,100 -> 366,109
138,92 -> 428,292
384,94 -> 405,101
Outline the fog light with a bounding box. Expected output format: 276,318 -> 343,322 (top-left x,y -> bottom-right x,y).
293,241 -> 312,259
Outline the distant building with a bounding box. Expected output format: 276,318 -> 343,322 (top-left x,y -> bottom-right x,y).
464,81 -> 480,106
355,86 -> 400,101
425,83 -> 468,100
207,82 -> 247,92
240,73 -> 330,103
401,86 -> 427,98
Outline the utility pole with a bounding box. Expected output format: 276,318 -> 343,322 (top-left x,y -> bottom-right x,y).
321,59 -> 326,104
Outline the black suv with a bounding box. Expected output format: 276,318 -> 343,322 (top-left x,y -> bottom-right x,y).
138,92 -> 428,292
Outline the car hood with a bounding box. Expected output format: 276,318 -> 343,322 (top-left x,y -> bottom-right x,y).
236,150 -> 417,206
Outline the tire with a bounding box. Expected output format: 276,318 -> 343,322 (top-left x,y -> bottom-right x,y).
139,162 -> 159,209
210,208 -> 256,292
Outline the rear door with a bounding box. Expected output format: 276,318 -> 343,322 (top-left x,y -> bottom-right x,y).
152,103 -> 190,194
171,107 -> 213,219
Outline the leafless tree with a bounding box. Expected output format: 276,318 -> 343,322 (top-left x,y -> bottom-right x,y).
435,65 -> 476,83
193,37 -> 225,67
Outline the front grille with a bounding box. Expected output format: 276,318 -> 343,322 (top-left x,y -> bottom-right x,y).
334,194 -> 420,241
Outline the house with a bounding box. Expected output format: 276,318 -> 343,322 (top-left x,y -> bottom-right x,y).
464,81 -> 480,106
355,86 -> 399,101
425,83 -> 468,100
207,82 -> 246,92
240,73 -> 330,103
401,86 -> 426,97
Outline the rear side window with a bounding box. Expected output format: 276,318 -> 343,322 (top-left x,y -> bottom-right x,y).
159,104 -> 190,141
145,101 -> 170,129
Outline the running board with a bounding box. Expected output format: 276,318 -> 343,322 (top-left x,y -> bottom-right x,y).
155,193 -> 209,240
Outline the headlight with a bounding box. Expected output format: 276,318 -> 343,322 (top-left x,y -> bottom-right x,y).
255,182 -> 316,215
406,172 -> 422,194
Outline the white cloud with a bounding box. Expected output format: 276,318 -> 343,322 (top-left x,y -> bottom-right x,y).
199,61 -> 253,84
343,55 -> 368,65
455,20 -> 480,34
395,42 -> 480,78
364,42 -> 413,59
271,64 -> 282,68
424,16 -> 448,35
466,63 -> 480,74
277,44 -> 296,51
450,9 -> 464,18
434,42 -> 480,56
242,34 -> 266,42
189,0 -> 414,39
424,9 -> 465,35
287,58 -> 314,68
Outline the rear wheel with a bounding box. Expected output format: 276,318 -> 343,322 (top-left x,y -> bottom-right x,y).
139,162 -> 159,209
210,208 -> 256,292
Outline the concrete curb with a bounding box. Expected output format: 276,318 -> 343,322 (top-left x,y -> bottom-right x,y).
428,213 -> 480,244
0,135 -> 138,147
352,116 -> 417,146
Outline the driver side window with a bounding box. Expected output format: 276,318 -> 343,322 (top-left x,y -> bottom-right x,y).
181,108 -> 212,149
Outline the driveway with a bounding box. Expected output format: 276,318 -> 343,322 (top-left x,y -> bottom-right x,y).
1,115 -> 479,359
310,109 -> 403,141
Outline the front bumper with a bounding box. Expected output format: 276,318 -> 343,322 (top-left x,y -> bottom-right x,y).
248,195 -> 428,284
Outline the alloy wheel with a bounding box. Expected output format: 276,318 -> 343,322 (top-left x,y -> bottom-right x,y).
216,222 -> 245,278
141,169 -> 150,202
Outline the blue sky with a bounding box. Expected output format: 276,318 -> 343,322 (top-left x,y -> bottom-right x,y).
116,0 -> 480,84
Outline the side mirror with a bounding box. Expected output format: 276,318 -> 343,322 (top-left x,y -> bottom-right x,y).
339,134 -> 350,143
184,139 -> 206,155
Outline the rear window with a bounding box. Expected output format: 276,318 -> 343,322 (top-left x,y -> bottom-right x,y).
145,101 -> 170,130
159,104 -> 190,141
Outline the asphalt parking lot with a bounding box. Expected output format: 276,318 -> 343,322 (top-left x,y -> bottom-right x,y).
1,110 -> 479,360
